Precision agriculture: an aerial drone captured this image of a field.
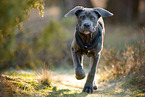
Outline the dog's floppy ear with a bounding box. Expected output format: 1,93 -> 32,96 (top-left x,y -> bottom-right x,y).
64,6 -> 84,17
93,8 -> 113,17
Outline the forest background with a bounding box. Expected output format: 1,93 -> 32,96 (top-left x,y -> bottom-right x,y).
0,0 -> 145,96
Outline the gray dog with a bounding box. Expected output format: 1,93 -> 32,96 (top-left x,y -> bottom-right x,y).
65,6 -> 113,93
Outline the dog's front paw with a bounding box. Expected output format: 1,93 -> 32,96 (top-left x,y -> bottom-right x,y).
75,67 -> 85,80
83,83 -> 93,93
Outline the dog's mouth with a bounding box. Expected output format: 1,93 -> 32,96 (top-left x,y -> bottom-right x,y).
83,31 -> 92,34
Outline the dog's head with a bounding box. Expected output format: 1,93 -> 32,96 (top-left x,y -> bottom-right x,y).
65,6 -> 113,34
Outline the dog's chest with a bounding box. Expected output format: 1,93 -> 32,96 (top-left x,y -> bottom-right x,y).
81,49 -> 95,57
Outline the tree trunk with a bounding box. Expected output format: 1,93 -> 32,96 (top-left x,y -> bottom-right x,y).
63,0 -> 93,13
106,0 -> 139,23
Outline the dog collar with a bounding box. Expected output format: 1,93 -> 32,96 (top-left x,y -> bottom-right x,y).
75,24 -> 102,53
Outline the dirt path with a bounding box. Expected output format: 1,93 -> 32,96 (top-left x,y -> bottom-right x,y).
1,69 -> 144,97
50,68 -> 144,97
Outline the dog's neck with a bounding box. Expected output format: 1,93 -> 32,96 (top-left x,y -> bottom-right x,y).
78,33 -> 93,44
76,25 -> 98,44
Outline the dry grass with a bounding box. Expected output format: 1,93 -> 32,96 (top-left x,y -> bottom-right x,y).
0,75 -> 18,97
102,28 -> 145,89
37,64 -> 52,86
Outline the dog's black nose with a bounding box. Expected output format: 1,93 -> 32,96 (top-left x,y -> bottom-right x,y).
84,23 -> 90,28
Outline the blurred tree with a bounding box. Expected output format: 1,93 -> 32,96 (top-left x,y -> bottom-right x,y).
0,0 -> 44,42
0,0 -> 44,69
107,0 -> 139,23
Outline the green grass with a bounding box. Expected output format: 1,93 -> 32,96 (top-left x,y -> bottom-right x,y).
0,68 -> 144,97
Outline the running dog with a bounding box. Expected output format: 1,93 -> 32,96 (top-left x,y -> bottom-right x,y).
65,6 -> 113,93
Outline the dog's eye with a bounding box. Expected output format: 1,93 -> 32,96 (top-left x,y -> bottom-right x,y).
80,16 -> 86,20
90,16 -> 95,20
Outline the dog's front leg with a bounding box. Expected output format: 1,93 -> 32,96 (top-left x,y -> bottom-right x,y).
71,49 -> 85,80
83,54 -> 100,93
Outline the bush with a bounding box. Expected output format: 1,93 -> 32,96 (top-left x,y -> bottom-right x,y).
31,20 -> 72,67
0,0 -> 44,39
0,19 -> 73,69
102,30 -> 145,88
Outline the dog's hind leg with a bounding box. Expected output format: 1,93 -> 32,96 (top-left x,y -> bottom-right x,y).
83,54 -> 100,93
71,49 -> 85,80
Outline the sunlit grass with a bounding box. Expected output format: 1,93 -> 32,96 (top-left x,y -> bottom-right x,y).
1,68 -> 144,97
1,69 -> 52,96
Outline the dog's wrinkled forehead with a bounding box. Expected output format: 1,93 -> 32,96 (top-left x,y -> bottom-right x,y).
78,10 -> 98,17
